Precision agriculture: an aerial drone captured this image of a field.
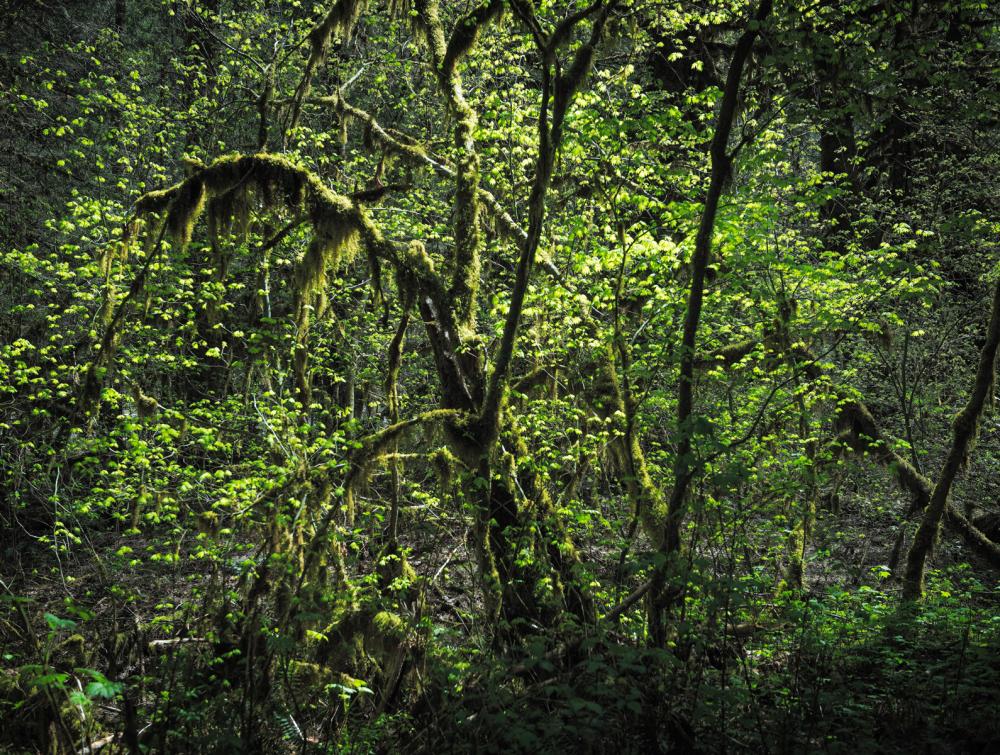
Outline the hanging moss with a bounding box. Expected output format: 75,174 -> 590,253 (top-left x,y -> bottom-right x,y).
429,446 -> 461,491
341,409 -> 463,524
99,219 -> 139,278
135,154 -> 311,249
295,226 -> 359,314
387,0 -> 412,24
132,154 -> 370,408
395,240 -> 435,295
128,153 -> 457,421
309,0 -> 367,59
134,156 -> 362,297
134,186 -> 176,215
385,307 -> 411,465
285,0 -> 368,136
166,178 -> 207,246
206,187 -> 251,248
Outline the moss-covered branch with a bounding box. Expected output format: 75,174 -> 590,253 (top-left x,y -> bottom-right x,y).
285,0 -> 367,139
789,345 -> 1000,571
311,94 -> 545,267
342,409 -> 466,524
129,153 -> 480,411
693,339 -> 760,370
903,278 -> 1000,598
410,0 -> 504,329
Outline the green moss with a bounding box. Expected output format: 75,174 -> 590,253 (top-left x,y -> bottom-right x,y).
134,185 -> 177,215
56,634 -> 87,666
372,611 -> 406,640
165,178 -> 207,246
699,338 -> 758,368
137,154 -> 316,250
133,154 -> 364,403
430,446 -> 460,489
309,0 -> 367,59
404,240 -> 434,276
287,0 -> 368,135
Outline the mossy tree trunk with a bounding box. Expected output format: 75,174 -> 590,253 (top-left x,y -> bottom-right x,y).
85,0 -> 620,647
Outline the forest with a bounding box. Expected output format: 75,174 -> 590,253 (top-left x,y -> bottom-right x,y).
1,0 -> 999,752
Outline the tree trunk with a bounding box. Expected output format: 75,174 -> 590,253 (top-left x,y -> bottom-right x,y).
651,0 -> 772,645
903,278 -> 1000,599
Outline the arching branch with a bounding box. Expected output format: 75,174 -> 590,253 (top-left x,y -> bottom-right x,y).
903,278 -> 1000,597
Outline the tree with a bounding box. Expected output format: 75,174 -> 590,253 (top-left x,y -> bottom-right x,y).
2,0 -> 1000,752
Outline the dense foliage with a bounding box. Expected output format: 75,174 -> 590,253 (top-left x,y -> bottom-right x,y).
2,0 -> 999,752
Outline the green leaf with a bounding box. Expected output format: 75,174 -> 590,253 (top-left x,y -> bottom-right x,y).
44,613 -> 77,631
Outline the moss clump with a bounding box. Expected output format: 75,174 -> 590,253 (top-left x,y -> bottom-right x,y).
429,446 -> 461,491
696,338 -> 758,369
404,240 -> 434,274
166,178 -> 207,246
308,0 -> 367,60
371,611 -> 406,642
